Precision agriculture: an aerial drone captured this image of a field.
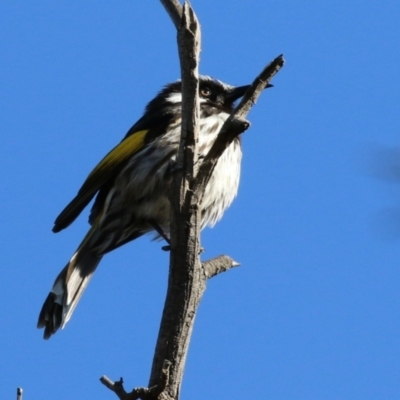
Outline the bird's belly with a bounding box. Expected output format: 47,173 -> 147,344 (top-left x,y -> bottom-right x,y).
113,135 -> 241,232
200,139 -> 242,228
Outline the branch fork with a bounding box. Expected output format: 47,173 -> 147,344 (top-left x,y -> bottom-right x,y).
101,360 -> 172,400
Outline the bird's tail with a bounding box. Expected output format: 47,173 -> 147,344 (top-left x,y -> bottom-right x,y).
37,237 -> 102,339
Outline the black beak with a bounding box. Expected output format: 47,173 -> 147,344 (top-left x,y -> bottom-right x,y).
227,83 -> 273,103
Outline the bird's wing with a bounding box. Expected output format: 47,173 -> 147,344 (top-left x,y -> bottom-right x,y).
53,129 -> 148,233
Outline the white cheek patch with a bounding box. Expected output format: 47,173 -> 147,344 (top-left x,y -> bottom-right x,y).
167,92 -> 211,105
167,92 -> 182,104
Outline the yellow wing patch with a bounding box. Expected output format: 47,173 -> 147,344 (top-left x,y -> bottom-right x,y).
53,129 -> 148,232
86,129 -> 148,182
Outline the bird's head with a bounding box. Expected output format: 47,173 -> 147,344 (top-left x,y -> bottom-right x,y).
197,76 -> 249,111
146,75 -> 272,115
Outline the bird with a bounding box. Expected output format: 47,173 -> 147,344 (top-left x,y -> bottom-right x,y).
37,75 -> 269,339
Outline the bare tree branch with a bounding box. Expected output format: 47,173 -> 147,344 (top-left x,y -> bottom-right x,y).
194,55 -> 285,204
203,255 -> 240,279
101,361 -> 172,400
175,2 -> 201,180
148,3 -> 202,398
160,0 -> 183,29
100,377 -> 129,400
233,54 -> 284,119
101,2 -> 284,399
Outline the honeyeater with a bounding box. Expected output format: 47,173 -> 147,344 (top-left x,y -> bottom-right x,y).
38,75 -> 269,339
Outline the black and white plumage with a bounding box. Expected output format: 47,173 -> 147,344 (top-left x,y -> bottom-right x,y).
37,76 -> 250,339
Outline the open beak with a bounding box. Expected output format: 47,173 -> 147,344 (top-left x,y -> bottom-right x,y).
227,83 -> 273,103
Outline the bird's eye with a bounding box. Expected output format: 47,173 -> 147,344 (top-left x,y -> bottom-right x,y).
200,87 -> 212,97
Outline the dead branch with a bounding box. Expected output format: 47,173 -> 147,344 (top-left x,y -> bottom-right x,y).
203,255 -> 240,279
159,0 -> 182,29
148,3 -> 202,398
101,1 -> 284,399
101,361 -> 171,400
194,54 -> 285,203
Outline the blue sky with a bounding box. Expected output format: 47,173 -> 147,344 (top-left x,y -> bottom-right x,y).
1,1 -> 400,399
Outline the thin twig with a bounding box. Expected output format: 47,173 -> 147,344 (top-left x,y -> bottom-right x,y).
233,54 -> 285,119
194,55 -> 285,201
100,377 -> 129,400
101,361 -> 172,400
203,255 -> 240,279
